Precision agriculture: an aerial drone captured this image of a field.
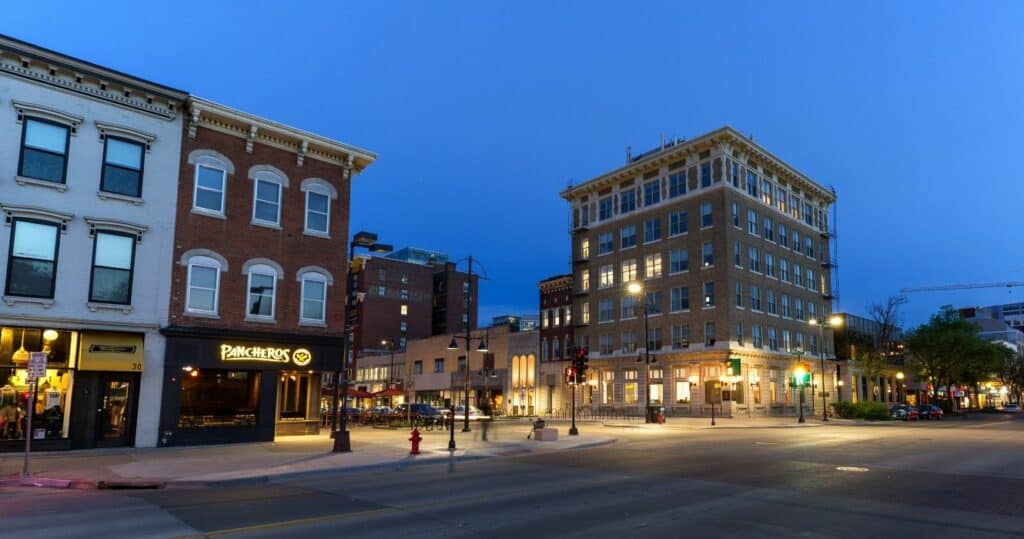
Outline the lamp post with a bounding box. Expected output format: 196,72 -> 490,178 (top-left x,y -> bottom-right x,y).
627,282 -> 656,423
333,231 -> 392,453
896,371 -> 905,403
808,315 -> 843,421
446,255 -> 487,434
794,365 -> 807,424
380,338 -> 398,409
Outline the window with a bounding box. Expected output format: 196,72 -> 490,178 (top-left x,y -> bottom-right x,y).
178,370 -> 260,428
621,331 -> 636,352
794,264 -> 804,287
804,202 -> 814,226
747,209 -> 759,235
599,264 -> 615,288
620,190 -> 636,214
581,301 -> 590,324
581,270 -> 590,291
701,202 -> 713,227
621,295 -> 638,319
778,224 -> 788,248
246,264 -> 277,318
733,241 -> 742,267
5,219 -> 60,298
377,285 -> 387,296
777,188 -> 787,213
791,195 -> 801,220
702,241 -> 713,267
620,259 -> 637,283
301,273 -> 328,322
703,282 -> 715,307
186,256 -> 221,313
599,335 -> 613,355
602,370 -> 615,403
795,298 -> 804,320
767,290 -> 777,314
676,380 -> 692,403
791,230 -> 800,252
89,231 -> 135,304
400,289 -> 409,300
401,273 -> 408,284
746,171 -> 759,197
700,163 -> 711,188
669,248 -> 688,273
598,233 -> 614,254
599,299 -> 614,322
730,162 -> 740,187
752,325 -> 763,348
100,137 -> 145,197
736,321 -> 744,345
735,282 -> 743,307
783,330 -> 792,352
763,217 -> 774,242
457,356 -> 467,372
810,334 -> 819,355
413,361 -> 423,374
748,247 -> 761,273
768,328 -> 779,351
672,325 -> 690,348
647,327 -> 662,351
434,358 -> 445,373
780,259 -> 790,282
644,218 -> 661,243
624,379 -> 639,405
620,225 -> 637,249
400,321 -> 408,332
253,175 -> 282,225
644,180 -> 661,206
765,254 -> 776,278
670,287 -> 689,312
808,301 -> 817,321
19,118 -> 69,184
305,190 -> 330,235
704,322 -> 716,346
781,294 -> 791,318
645,291 -> 662,314
669,171 -> 686,198
581,203 -> 590,226
599,197 -> 613,220
795,332 -> 804,351
750,285 -> 762,311
805,236 -> 814,258
732,203 -> 740,228
401,304 -> 408,315
644,253 -> 662,279
669,211 -> 688,236
580,238 -> 590,259
194,161 -> 227,214
763,181 -> 775,206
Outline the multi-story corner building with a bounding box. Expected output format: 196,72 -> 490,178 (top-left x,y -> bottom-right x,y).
563,126 -> 838,417
0,35 -> 187,450
352,247 -> 476,356
158,97 -> 375,446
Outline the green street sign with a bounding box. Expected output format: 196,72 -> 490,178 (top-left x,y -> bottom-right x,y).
725,357 -> 741,377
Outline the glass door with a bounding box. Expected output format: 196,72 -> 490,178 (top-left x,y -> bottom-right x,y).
97,374 -> 133,446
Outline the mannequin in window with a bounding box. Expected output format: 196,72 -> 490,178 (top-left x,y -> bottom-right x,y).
1,384 -> 19,439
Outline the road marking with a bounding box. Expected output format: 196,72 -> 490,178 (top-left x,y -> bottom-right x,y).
754,442 -> 777,445
835,466 -> 869,472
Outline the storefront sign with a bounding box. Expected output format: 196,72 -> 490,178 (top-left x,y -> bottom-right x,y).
79,332 -> 144,372
219,344 -> 313,367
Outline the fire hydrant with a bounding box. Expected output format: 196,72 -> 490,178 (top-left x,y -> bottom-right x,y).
657,411 -> 665,424
409,428 -> 422,455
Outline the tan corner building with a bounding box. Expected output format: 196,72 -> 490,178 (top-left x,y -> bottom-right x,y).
563,126 -> 839,418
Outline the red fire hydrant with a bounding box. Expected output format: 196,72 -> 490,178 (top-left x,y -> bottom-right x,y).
409,428 -> 422,455
657,411 -> 665,424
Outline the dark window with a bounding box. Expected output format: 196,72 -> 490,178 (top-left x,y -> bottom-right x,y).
644,219 -> 661,242
100,137 -> 145,197
5,219 -> 60,298
414,360 -> 423,374
19,118 -> 69,184
89,231 -> 136,304
644,180 -> 660,206
178,370 -> 260,427
668,172 -> 686,198
700,163 -> 712,188
434,358 -> 445,373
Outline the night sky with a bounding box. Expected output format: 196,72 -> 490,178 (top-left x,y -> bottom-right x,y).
8,1 -> 1024,329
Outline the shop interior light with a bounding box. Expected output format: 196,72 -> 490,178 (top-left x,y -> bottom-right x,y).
12,329 -> 29,364
182,366 -> 194,372
42,329 -> 59,342
189,369 -> 199,377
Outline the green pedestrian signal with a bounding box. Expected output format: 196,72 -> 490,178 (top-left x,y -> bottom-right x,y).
725,358 -> 741,377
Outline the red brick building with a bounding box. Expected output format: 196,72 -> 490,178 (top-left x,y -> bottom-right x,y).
539,274 -> 573,362
158,97 -> 375,446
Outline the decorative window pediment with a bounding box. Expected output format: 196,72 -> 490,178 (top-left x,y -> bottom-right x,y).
83,216 -> 148,242
11,100 -> 83,134
94,121 -> 157,151
0,203 -> 73,232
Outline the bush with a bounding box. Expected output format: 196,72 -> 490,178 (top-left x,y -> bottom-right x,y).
831,401 -> 890,420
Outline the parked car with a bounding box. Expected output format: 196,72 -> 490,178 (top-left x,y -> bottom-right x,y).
394,403 -> 443,417
442,405 -> 490,420
917,404 -> 943,420
1002,403 -> 1021,413
890,404 -> 919,421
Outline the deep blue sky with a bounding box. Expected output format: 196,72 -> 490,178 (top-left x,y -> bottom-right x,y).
9,1 -> 1024,329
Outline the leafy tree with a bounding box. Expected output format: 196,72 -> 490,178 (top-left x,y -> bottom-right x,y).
845,297 -> 903,400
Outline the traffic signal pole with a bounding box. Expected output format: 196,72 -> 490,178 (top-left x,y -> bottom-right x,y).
569,376 -> 578,436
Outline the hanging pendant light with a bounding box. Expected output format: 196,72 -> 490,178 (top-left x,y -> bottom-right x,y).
12,329 -> 29,365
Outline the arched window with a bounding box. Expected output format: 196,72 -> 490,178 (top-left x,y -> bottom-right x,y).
190,152 -> 231,215
252,170 -> 285,226
186,255 -> 222,313
246,263 -> 278,319
300,271 -> 328,323
301,178 -> 336,236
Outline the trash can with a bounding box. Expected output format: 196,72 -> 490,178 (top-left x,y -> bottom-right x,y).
646,405 -> 661,423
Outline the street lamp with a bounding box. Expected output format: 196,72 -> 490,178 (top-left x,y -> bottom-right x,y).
380,338 -> 399,409
333,231 -> 392,453
794,365 -> 808,423
627,282 -> 657,423
447,333 -> 488,438
896,371 -> 905,403
808,314 -> 843,421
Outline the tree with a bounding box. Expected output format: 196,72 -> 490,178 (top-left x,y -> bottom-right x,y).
848,296 -> 903,401
999,350 -> 1024,404
905,306 -> 994,409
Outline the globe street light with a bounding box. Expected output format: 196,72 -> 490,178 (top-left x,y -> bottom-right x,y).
896,371 -> 905,402
794,365 -> 808,424
626,282 -> 656,423
808,314 -> 844,421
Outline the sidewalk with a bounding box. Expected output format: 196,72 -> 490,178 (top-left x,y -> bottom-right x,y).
545,416 -> 828,430
0,424 -> 614,489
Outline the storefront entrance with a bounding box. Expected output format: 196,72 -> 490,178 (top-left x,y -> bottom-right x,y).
70,371 -> 140,449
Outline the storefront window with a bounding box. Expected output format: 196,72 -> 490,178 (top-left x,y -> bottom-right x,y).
179,370 -> 260,427
649,382 -> 663,405
624,382 -> 638,404
675,381 -> 691,404
0,326 -> 73,441
278,372 -> 310,419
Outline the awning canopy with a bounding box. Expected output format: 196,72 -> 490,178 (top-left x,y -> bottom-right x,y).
375,387 -> 404,397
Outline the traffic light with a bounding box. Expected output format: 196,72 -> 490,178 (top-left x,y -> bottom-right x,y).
791,366 -> 810,387
574,347 -> 589,378
565,366 -> 578,385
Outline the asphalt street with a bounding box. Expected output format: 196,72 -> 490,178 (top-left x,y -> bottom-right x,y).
4,418 -> 1024,538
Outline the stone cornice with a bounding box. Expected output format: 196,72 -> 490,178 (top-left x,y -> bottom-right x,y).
562,126 -> 835,204
188,96 -> 377,173
539,274 -> 573,292
0,34 -> 185,120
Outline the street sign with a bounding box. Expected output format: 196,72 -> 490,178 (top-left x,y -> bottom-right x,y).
27,352 -> 47,380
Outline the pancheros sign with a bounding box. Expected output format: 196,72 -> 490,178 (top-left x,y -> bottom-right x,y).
220,344 -> 313,367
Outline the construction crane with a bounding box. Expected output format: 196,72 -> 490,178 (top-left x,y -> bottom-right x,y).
900,282 -> 1024,293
